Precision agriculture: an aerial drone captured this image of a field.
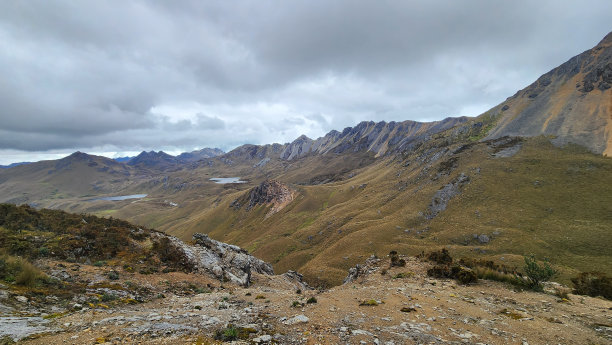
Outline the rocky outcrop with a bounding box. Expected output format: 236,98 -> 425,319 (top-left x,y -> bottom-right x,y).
282,270 -> 313,291
343,255 -> 381,284
486,31 -> 612,156
156,233 -> 274,287
425,173 -> 470,219
232,180 -> 295,217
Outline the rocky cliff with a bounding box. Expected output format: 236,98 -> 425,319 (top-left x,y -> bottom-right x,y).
231,180 -> 295,217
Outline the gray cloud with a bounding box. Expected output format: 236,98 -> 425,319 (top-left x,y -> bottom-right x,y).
0,0 -> 611,164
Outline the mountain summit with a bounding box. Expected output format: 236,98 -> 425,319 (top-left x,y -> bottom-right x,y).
486,31 -> 612,155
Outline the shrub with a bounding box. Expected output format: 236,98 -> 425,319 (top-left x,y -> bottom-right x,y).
472,267 -> 526,288
392,272 -> 414,279
389,251 -> 406,267
427,264 -> 477,285
523,255 -> 556,290
427,265 -> 452,279
214,325 -> 238,341
93,261 -> 106,267
107,271 -> 119,280
427,249 -> 453,265
571,272 -> 612,300
100,293 -> 118,302
291,301 -> 302,308
213,324 -> 255,341
306,296 -> 317,304
453,267 -> 478,285
15,259 -> 43,287
0,255 -> 46,287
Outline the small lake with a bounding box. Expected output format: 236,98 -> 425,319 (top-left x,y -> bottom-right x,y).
88,194 -> 148,201
210,177 -> 246,184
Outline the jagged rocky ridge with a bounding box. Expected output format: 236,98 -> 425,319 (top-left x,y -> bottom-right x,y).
223,117 -> 469,163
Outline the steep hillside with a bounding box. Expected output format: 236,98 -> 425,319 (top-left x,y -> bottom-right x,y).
486,31 -> 612,155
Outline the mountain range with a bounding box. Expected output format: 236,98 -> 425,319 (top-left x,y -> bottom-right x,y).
0,32 -> 610,287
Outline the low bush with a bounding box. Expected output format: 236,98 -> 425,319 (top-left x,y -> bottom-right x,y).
306,296 -> 317,304
426,249 -> 453,265
571,271 -> 612,300
523,255 -> 556,290
389,251 -> 405,267
0,255 -> 47,287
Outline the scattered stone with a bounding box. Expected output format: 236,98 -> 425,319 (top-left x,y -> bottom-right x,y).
283,315 -> 309,325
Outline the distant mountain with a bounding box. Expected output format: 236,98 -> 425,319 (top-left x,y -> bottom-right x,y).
176,148 -> 224,162
224,117 -> 469,163
0,162 -> 31,169
127,150 -> 180,169
486,31 -> 612,156
113,156 -> 134,163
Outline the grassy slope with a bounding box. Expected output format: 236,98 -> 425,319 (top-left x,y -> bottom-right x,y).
157,137 -> 611,287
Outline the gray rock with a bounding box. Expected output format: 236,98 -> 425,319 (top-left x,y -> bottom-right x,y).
478,234 -> 490,243
153,232 -> 274,287
253,334 -> 272,343
426,173 -> 470,219
283,314 -> 309,325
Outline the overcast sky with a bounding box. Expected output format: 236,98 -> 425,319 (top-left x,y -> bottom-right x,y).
0,1 -> 610,164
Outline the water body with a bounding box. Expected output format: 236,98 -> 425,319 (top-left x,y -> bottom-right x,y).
88,194 -> 147,201
210,177 -> 246,184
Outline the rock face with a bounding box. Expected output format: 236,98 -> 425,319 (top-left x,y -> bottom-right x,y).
426,173 -> 470,219
159,233 -> 274,287
486,31 -> 612,156
232,180 -> 295,217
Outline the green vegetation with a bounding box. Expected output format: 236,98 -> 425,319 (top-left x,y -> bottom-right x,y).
306,296 -> 317,304
392,272 -> 413,279
213,324 -> 256,341
571,272 -> 612,300
0,203 -> 193,273
523,255 -> 557,290
0,254 -> 48,287
424,249 -> 478,285
359,299 -> 380,306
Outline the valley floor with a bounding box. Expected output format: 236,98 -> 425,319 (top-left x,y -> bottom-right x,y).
3,257 -> 611,345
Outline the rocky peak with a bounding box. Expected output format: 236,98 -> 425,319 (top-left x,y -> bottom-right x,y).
231,180 -> 295,217
486,31 -> 612,156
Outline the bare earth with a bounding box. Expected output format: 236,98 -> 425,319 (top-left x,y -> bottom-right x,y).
10,257 -> 612,345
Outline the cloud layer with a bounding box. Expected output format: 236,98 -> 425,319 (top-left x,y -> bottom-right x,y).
1,0 -> 611,163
